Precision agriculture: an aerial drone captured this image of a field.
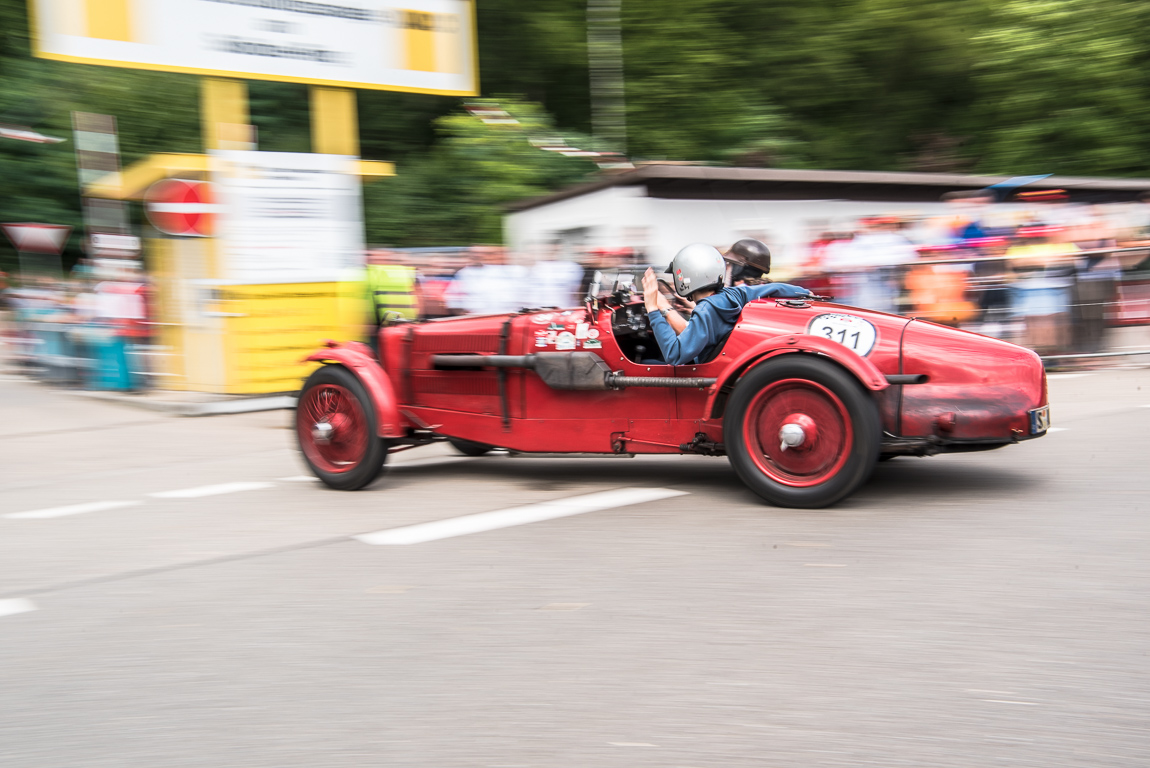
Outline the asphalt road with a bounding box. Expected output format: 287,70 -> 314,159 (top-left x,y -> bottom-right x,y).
1,368 -> 1149,767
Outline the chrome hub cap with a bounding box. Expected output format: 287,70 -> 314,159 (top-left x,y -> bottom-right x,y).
778,414 -> 818,452
312,421 -> 334,445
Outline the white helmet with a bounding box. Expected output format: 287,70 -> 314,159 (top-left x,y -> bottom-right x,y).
666,243 -> 725,297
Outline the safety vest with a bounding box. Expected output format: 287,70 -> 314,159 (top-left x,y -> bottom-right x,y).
365,264 -> 417,323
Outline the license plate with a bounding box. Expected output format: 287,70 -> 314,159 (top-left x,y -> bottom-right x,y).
1029,405 -> 1051,434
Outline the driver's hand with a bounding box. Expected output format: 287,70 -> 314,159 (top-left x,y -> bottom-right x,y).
642,268 -> 660,312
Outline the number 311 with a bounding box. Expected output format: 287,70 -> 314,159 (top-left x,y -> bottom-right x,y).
820,325 -> 861,349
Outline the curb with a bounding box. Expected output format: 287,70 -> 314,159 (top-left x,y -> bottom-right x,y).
65,390 -> 297,417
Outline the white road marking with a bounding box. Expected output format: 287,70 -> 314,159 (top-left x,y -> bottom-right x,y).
1047,427 -> 1068,433
5,500 -> 142,519
786,541 -> 833,547
1047,373 -> 1094,380
981,699 -> 1040,706
0,598 -> 37,618
804,563 -> 847,567
150,481 -> 275,499
278,475 -> 319,482
538,603 -> 589,611
357,487 -> 688,545
608,742 -> 656,747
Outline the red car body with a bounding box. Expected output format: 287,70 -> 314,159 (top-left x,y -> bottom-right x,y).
297,294 -> 1049,507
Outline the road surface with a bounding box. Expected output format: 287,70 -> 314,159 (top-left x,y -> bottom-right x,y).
1,368 -> 1148,767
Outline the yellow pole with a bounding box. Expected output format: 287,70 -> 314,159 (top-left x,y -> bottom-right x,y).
309,86 -> 365,343
201,78 -> 251,151
309,87 -> 360,156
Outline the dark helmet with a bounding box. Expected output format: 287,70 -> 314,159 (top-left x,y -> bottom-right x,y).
726,238 -> 771,276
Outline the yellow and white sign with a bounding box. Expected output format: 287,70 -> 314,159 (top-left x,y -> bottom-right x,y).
29,0 -> 477,94
211,149 -> 366,284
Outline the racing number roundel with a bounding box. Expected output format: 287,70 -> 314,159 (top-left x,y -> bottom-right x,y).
807,313 -> 877,356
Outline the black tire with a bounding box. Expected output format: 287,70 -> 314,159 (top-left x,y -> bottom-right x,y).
448,437 -> 495,456
296,365 -> 388,491
724,355 -> 880,508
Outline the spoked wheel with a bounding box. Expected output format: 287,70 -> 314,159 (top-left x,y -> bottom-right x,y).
296,365 -> 387,490
447,437 -> 495,456
725,355 -> 880,508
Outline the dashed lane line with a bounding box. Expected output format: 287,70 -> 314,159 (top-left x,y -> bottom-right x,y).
4,500 -> 142,520
0,598 -> 37,618
149,481 -> 276,499
357,487 -> 688,545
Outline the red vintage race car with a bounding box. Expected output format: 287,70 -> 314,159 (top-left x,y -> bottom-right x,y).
295,280 -> 1049,508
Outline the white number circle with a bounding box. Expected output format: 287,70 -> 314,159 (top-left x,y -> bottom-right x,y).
806,313 -> 878,356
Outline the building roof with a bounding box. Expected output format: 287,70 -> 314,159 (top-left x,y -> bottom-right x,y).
508,164 -> 1150,212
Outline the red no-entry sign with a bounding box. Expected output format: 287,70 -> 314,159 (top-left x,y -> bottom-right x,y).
145,179 -> 217,237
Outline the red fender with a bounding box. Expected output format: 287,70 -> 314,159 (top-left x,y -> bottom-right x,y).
704,333 -> 889,417
303,343 -> 405,439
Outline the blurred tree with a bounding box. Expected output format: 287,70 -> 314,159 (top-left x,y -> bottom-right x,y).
6,0 -> 1150,260
365,98 -> 598,245
969,0 -> 1150,176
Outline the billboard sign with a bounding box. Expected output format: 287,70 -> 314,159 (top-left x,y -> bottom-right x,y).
211,150 -> 365,284
29,0 -> 477,95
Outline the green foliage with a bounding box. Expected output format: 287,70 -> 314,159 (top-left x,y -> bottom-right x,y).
4,0 -> 1150,257
365,98 -> 598,245
968,0 -> 1150,176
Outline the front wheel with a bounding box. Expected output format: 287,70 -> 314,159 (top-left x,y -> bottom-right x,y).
724,355 -> 880,508
296,365 -> 387,490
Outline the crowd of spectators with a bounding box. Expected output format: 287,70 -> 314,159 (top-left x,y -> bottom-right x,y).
793,195 -> 1150,354
1,259 -> 152,389
5,195 -> 1150,392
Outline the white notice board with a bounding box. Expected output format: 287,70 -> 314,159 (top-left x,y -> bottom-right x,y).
30,0 -> 477,95
211,150 -> 366,284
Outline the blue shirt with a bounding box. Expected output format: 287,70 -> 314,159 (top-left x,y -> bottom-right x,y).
647,283 -> 810,365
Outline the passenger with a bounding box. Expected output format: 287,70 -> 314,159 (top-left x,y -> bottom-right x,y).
657,238 -> 774,335
726,238 -> 773,286
642,243 -> 810,365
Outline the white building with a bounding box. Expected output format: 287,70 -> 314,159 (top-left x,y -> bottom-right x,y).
505,165 -> 1150,276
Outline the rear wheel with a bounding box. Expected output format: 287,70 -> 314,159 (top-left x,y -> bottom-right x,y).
448,437 -> 495,456
724,355 -> 880,508
296,365 -> 387,490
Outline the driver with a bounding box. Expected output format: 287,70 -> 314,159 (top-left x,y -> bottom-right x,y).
642,243 -> 810,365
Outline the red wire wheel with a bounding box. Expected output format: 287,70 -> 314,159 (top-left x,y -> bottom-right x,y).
296,365 -> 387,490
298,384 -> 367,473
742,379 -> 853,487
724,355 -> 880,508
